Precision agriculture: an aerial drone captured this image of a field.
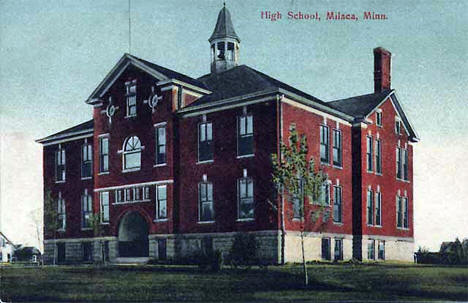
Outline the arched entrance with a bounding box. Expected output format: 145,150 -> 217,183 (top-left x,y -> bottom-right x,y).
118,212 -> 149,257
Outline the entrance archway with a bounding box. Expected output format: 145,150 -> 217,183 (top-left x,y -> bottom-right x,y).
118,211 -> 149,257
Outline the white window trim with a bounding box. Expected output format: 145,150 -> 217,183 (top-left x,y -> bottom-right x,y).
237,177 -> 255,221
237,114 -> 255,158
121,136 -> 143,172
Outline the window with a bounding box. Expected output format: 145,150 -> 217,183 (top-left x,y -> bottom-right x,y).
81,191 -> 92,229
123,136 -> 141,170
403,196 -> 409,228
320,125 -> 329,163
156,185 -> 167,219
395,118 -> 401,134
333,186 -> 342,223
396,147 -> 402,179
126,80 -> 137,117
403,149 -> 408,181
227,42 -> 235,60
125,188 -> 132,201
334,239 -> 343,261
216,42 -> 225,59
368,240 -> 375,260
376,111 -> 382,127
155,125 -> 166,165
396,194 -> 408,229
198,122 -> 213,162
238,178 -> 254,219
199,182 -> 214,222
81,142 -> 92,178
376,139 -> 382,174
319,182 -> 330,206
367,189 -> 374,225
100,191 -> 109,223
332,129 -> 342,167
55,147 -> 66,182
158,239 -> 167,260
366,136 -> 373,172
375,191 -> 382,226
99,136 -> 109,173
321,238 -> 331,261
378,240 -> 385,260
293,178 -> 304,219
115,190 -> 123,203
83,242 -> 93,262
238,115 -> 254,156
57,193 -> 66,231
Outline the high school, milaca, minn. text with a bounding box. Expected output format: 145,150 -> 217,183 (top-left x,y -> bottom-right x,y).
260,11 -> 388,22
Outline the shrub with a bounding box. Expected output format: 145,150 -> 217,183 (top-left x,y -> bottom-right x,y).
228,233 -> 258,268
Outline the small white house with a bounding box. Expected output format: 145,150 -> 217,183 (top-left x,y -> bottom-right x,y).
0,232 -> 15,263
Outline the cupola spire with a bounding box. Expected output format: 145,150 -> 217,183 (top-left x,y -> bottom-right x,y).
209,5 -> 240,73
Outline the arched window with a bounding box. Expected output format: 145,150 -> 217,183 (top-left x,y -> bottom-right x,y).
123,136 -> 141,170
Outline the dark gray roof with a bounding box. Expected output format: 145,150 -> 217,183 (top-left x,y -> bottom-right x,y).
327,90 -> 393,118
191,65 -> 323,106
37,119 -> 93,143
209,6 -> 240,42
128,54 -> 208,90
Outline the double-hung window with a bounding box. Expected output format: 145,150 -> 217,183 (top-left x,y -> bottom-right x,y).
395,118 -> 401,135
126,80 -> 137,117
238,178 -> 254,219
367,189 -> 374,225
320,125 -> 329,164
198,122 -> 213,162
155,125 -> 166,165
396,195 -> 409,228
333,186 -> 342,223
376,139 -> 382,174
368,240 -> 375,260
57,192 -> 66,231
100,191 -> 109,223
123,136 -> 142,170
378,241 -> 385,260
334,239 -> 343,261
375,191 -> 382,226
332,129 -> 342,167
402,149 -> 408,180
376,111 -> 382,127
319,182 -> 330,206
81,142 -> 92,178
293,178 -> 304,219
156,185 -> 167,220
403,196 -> 409,228
99,136 -> 109,173
366,136 -> 373,172
238,115 -> 254,156
81,190 -> 92,228
55,147 -> 66,182
199,182 -> 214,222
396,147 -> 402,179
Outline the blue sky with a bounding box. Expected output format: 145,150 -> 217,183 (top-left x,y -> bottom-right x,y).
0,0 -> 467,250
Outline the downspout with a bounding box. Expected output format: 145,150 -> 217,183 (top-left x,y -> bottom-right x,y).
276,94 -> 285,265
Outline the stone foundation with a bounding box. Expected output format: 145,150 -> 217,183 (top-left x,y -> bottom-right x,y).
43,232 -> 414,264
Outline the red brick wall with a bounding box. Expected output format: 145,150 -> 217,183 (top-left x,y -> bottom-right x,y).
43,139 -> 93,240
177,101 -> 279,233
358,96 -> 413,238
92,66 -> 176,237
281,102 -> 353,235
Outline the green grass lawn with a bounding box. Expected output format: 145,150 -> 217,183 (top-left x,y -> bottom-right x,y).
0,263 -> 467,302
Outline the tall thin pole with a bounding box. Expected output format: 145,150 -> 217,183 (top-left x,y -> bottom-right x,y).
128,0 -> 131,53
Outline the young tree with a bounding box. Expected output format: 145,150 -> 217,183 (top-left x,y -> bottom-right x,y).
43,190 -> 58,265
271,123 -> 329,286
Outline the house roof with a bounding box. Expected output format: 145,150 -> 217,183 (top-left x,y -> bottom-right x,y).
209,6 -> 240,42
0,232 -> 14,245
192,64 -> 323,106
36,119 -> 93,144
127,54 -> 208,90
327,90 -> 393,119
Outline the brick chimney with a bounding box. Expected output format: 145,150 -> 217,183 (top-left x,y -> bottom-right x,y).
373,47 -> 391,92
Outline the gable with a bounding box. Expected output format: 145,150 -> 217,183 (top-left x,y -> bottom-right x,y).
86,54 -> 208,105
367,92 -> 419,142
